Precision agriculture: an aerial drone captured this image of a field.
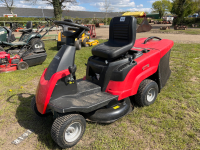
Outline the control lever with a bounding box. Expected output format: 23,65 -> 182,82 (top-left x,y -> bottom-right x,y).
68,65 -> 77,81
129,57 -> 133,65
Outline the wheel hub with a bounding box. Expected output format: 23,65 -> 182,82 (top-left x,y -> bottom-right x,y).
65,122 -> 82,143
35,43 -> 43,48
147,88 -> 156,102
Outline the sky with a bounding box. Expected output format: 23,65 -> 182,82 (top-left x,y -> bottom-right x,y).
0,0 -> 158,12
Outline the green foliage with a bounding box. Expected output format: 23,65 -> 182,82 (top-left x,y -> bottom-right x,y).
0,17 -> 46,27
173,17 -> 200,26
171,0 -> 198,25
64,16 -> 112,25
152,0 -> 172,18
52,0 -> 62,20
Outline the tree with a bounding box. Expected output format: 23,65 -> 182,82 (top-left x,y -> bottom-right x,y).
103,0 -> 113,25
194,0 -> 200,15
171,0 -> 198,24
27,0 -> 77,20
0,0 -> 15,15
152,0 -> 172,18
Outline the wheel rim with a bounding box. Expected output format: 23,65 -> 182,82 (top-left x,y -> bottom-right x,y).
146,88 -> 156,102
19,62 -> 28,70
34,42 -> 43,49
64,122 -> 82,143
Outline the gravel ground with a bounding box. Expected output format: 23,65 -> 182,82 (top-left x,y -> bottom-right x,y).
95,28 -> 200,44
13,25 -> 200,44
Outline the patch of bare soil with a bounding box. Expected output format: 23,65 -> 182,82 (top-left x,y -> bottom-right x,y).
190,76 -> 198,82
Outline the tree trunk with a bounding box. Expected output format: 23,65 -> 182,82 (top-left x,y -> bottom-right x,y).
10,8 -> 14,15
52,0 -> 62,20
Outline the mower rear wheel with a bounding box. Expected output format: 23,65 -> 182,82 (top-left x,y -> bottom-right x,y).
0,46 -> 4,51
51,114 -> 86,148
17,61 -> 29,70
75,40 -> 81,50
135,79 -> 158,107
82,38 -> 89,47
31,38 -> 45,50
31,97 -> 48,117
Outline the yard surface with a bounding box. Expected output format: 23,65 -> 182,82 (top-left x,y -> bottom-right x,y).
95,28 -> 200,43
151,29 -> 200,35
0,40 -> 200,150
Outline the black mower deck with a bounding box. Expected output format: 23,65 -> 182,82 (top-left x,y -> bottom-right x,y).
48,80 -> 118,113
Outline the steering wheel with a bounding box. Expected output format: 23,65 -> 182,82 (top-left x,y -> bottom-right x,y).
54,21 -> 90,31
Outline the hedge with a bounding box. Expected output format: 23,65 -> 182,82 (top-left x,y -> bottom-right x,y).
0,17 -> 46,27
173,17 -> 200,26
0,16 -> 153,28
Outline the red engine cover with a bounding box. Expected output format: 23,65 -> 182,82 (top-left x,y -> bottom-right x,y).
0,51 -> 10,59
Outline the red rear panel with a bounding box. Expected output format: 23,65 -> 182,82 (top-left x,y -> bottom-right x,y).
106,38 -> 174,100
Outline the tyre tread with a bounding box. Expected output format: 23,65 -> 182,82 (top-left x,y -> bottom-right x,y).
135,79 -> 154,106
51,114 -> 83,148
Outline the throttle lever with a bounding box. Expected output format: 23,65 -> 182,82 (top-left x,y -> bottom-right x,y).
129,57 -> 133,65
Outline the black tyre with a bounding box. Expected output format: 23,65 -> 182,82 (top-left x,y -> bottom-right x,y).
0,46 -> 4,51
81,38 -> 89,47
30,38 -> 45,50
17,61 -> 29,70
135,79 -> 158,107
75,40 -> 81,50
31,96 -> 47,117
51,114 -> 86,148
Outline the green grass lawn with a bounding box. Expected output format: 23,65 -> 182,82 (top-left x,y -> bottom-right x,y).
152,29 -> 200,35
0,40 -> 199,149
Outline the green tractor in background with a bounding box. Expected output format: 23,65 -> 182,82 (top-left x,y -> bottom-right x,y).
0,21 -> 44,53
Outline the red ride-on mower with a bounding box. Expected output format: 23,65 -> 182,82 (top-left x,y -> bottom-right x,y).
32,16 -> 174,148
0,18 -> 55,73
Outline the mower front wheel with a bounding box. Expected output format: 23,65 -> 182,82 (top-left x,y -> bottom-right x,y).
51,114 -> 86,148
135,79 -> 158,107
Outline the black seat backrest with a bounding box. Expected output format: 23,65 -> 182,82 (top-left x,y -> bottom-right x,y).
3,27 -> 12,42
26,21 -> 32,29
109,16 -> 136,46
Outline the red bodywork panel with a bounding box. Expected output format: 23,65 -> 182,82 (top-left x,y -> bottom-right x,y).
36,68 -> 70,114
36,38 -> 174,113
0,52 -> 22,73
106,38 -> 174,100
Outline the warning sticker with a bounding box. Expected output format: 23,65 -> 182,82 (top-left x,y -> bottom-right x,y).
113,105 -> 120,109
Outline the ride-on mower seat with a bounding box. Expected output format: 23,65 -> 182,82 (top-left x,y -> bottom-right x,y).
92,16 -> 136,60
19,21 -> 33,33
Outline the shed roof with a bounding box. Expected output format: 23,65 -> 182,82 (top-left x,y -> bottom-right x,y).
0,7 -> 122,18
